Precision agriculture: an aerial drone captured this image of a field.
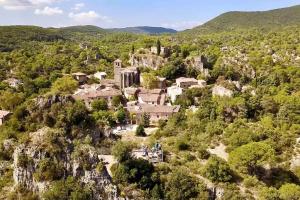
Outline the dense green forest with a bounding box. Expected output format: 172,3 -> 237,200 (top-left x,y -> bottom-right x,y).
188,5 -> 300,33
0,4 -> 300,200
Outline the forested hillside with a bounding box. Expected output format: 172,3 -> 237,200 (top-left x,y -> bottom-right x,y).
187,5 -> 300,33
109,26 -> 177,34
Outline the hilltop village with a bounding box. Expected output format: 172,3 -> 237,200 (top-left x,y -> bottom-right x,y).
0,20 -> 299,199
71,46 -> 236,125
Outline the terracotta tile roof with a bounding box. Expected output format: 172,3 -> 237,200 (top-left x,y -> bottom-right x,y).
139,93 -> 160,102
139,88 -> 162,94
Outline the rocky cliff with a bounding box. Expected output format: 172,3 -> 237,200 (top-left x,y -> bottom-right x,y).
12,127 -> 119,199
129,52 -> 167,70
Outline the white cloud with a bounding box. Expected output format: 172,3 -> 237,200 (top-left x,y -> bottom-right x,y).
34,6 -> 63,15
0,0 -> 31,10
0,0 -> 60,10
72,3 -> 84,11
69,11 -> 112,24
162,21 -> 202,31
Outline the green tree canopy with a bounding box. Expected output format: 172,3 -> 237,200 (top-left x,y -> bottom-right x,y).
51,76 -> 78,94
91,98 -> 108,111
112,141 -> 132,162
279,183 -> 300,200
165,169 -> 208,200
203,156 -> 232,182
228,142 -> 275,174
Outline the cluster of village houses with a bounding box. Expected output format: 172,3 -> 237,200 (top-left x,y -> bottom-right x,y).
70,56 -> 219,125
0,49 -> 237,129
0,47 -> 245,166
0,46 -> 236,128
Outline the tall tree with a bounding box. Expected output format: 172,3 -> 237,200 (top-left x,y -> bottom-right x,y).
156,39 -> 161,56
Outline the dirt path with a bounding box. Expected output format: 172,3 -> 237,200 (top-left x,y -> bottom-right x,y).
291,137 -> 300,169
117,126 -> 158,146
207,143 -> 229,161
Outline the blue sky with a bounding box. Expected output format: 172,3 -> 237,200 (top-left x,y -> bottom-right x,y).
0,0 -> 299,30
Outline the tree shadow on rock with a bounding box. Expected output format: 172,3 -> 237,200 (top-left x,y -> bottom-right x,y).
255,167 -> 300,188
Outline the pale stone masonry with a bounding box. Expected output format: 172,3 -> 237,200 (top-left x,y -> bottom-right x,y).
72,72 -> 88,84
127,103 -> 180,123
176,77 -> 198,89
114,59 -> 140,89
0,110 -> 11,125
167,86 -> 183,103
73,84 -> 122,108
212,85 -> 233,97
4,78 -> 22,88
94,72 -> 107,80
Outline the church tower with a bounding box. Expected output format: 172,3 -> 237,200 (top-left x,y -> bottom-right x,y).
114,59 -> 122,87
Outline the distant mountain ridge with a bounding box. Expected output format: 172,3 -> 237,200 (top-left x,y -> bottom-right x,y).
187,5 -> 300,33
1,4 -> 299,37
108,26 -> 177,34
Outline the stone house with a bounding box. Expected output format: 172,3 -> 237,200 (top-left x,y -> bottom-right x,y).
167,86 -> 183,103
73,85 -> 122,108
157,77 -> 167,90
189,80 -> 207,89
94,72 -> 107,81
127,103 -> 180,124
176,77 -> 198,89
150,46 -> 165,55
137,88 -> 166,105
72,72 -> 88,84
0,110 -> 11,125
124,87 -> 139,100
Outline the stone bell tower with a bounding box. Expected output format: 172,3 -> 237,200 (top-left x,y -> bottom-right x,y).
114,59 -> 122,87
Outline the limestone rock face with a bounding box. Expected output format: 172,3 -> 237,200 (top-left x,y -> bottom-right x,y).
212,85 -> 233,97
12,127 -> 119,200
35,95 -> 74,110
129,54 -> 166,70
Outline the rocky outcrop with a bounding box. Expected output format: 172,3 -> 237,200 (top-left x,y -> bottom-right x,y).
12,127 -> 119,200
186,56 -> 210,77
212,85 -> 233,97
35,95 -> 74,109
129,53 -> 166,70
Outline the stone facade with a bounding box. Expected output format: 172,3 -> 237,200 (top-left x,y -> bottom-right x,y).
188,56 -> 210,77
167,86 -> 183,103
127,103 -> 180,124
114,59 -> 140,89
94,72 -> 107,80
72,72 -> 88,84
176,77 -> 199,89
